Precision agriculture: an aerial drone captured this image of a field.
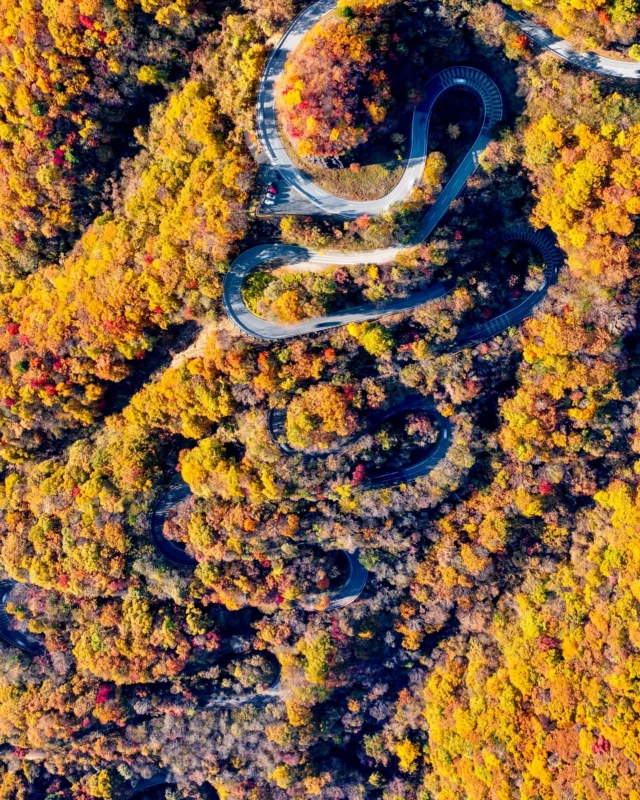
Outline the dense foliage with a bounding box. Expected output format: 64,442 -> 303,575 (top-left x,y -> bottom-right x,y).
1,0 -> 640,799
0,12 -> 260,461
278,0 -> 400,158
0,0 -> 216,287
277,0 -> 445,162
504,0 -> 640,51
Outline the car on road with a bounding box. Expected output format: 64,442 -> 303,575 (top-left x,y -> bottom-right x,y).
263,182 -> 278,206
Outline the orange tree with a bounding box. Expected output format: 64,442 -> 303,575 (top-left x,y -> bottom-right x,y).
277,0 -> 413,159
0,0 -> 215,288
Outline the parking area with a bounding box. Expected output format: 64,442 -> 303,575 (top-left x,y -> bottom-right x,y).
256,169 -> 321,217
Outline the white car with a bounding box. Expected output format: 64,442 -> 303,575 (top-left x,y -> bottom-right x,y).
264,182 -> 278,206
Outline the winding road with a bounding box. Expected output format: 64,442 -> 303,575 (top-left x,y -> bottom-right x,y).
223,3 -> 566,492
226,64 -> 502,339
504,7 -> 640,80
269,395 -> 452,489
3,14 -> 624,800
115,6 -> 637,797
323,550 -> 368,609
362,399 -> 453,489
149,478 -> 369,608
257,3 -> 501,217
149,482 -> 198,568
450,226 -> 563,352
0,580 -> 45,655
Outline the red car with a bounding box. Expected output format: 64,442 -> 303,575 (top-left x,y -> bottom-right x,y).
264,182 -> 278,206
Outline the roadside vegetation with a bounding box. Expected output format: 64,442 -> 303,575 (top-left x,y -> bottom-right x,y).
504,0 -> 640,54
2,1 -> 640,799
276,0 -> 484,201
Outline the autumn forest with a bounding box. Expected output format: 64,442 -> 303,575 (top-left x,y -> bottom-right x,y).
0,0 -> 640,798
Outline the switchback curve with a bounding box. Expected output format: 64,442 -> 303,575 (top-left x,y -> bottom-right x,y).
149,480 -> 368,609
308,549 -> 369,610
269,395 -> 452,490
257,4 -> 502,217
149,482 -> 198,568
123,773 -> 171,800
226,65 -> 501,340
448,226 -> 563,352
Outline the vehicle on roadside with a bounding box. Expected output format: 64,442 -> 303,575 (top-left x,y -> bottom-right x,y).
263,182 -> 278,206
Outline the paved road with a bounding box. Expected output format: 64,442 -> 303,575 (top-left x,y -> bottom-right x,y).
124,773 -> 172,800
362,398 -> 453,490
226,245 -> 456,339
256,0 -> 640,218
149,482 -> 198,568
0,580 -> 45,655
269,395 -> 452,490
226,64 -> 501,338
257,0 -> 627,213
149,481 -> 367,609
504,7 -> 640,79
328,550 -> 368,608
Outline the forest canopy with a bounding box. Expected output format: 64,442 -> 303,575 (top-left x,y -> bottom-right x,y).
0,0 -> 640,799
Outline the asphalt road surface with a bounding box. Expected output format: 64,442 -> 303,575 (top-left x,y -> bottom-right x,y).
505,7 -> 640,80
327,550 -> 369,609
0,580 -> 45,655
149,481 -> 198,568
226,64 -> 502,339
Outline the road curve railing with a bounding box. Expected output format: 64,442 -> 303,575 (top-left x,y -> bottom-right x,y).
448,226 -> 563,353
0,580 -> 45,655
226,64 -> 502,340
